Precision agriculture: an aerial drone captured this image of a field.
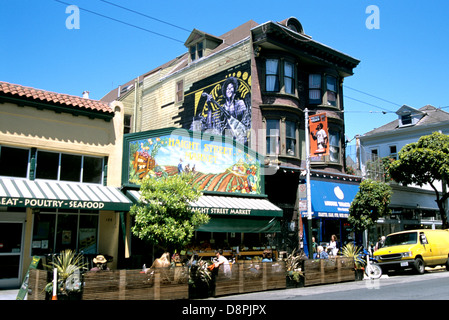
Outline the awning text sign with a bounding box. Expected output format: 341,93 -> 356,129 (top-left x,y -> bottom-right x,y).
1,196 -> 107,209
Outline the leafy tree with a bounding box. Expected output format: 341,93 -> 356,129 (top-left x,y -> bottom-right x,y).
348,179 -> 392,234
130,174 -> 210,251
388,132 -> 449,228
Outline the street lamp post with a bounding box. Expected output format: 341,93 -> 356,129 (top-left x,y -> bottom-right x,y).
304,108 -> 313,259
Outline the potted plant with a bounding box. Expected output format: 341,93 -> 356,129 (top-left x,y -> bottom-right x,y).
341,243 -> 366,280
285,249 -> 306,288
44,249 -> 87,300
188,256 -> 212,298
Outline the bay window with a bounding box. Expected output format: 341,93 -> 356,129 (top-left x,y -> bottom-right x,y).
309,73 -> 339,107
265,58 -> 296,94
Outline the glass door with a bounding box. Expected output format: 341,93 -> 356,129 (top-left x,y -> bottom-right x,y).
0,222 -> 24,289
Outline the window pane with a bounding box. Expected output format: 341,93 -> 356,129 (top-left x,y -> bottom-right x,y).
266,119 -> 280,155
0,146 -> 29,178
36,151 -> 59,180
56,214 -> 78,252
284,62 -> 294,94
329,131 -> 340,163
326,76 -> 337,106
286,121 -> 296,156
31,214 -> 56,256
83,156 -> 103,184
60,154 -> 82,182
309,74 -> 322,104
78,215 -> 98,254
326,76 -> 336,92
266,59 -> 279,92
309,74 -> 321,88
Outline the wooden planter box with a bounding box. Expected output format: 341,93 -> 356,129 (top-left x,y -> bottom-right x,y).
214,261 -> 286,297
303,257 -> 354,286
27,269 -> 47,300
82,267 -> 189,300
26,267 -> 189,300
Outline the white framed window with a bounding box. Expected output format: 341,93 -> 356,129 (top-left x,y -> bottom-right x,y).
389,145 -> 398,159
175,80 -> 184,103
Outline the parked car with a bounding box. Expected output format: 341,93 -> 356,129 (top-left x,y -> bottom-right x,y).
373,229 -> 449,274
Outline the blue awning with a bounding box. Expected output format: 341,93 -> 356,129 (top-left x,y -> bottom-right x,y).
301,180 -> 359,218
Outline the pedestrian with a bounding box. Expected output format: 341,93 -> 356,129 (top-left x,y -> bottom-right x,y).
375,236 -> 385,251
311,236 -> 318,254
327,234 -> 339,256
213,249 -> 231,277
314,246 -> 329,259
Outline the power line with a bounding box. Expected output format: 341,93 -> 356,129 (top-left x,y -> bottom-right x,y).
54,0 -> 185,43
99,0 -> 191,33
344,85 -> 402,107
344,95 -> 394,113
56,0 -> 407,114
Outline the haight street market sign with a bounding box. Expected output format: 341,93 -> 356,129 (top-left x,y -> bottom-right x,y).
125,129 -> 263,195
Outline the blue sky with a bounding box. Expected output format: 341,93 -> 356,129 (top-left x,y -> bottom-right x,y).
2,0 -> 448,144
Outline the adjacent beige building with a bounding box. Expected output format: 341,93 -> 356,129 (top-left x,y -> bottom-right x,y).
0,81 -> 132,289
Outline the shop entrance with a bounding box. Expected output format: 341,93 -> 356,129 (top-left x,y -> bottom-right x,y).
0,222 -> 24,289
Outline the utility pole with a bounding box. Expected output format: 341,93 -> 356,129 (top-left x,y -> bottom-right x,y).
304,108 -> 313,258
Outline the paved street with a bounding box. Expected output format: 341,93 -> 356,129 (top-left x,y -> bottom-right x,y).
210,267 -> 449,300
2,267 -> 448,301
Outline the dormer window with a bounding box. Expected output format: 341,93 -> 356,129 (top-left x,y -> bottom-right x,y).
190,42 -> 203,61
396,105 -> 425,127
401,113 -> 412,126
185,29 -> 223,63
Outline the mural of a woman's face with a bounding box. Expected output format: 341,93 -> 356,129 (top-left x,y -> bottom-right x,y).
225,83 -> 235,100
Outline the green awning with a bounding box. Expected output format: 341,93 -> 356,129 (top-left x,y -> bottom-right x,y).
126,191 -> 282,233
196,216 -> 280,233
127,191 -> 283,217
0,178 -> 132,211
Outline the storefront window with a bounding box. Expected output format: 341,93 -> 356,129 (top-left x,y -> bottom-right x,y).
31,210 -> 99,256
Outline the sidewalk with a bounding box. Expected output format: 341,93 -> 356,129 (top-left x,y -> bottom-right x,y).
0,290 -> 20,300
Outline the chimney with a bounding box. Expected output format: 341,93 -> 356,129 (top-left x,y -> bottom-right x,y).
82,91 -> 90,99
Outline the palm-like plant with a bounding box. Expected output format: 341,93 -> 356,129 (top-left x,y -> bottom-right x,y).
44,250 -> 88,296
341,243 -> 366,270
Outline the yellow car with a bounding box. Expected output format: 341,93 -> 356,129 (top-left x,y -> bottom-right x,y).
373,229 -> 449,274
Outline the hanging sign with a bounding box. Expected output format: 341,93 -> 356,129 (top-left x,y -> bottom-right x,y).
309,113 -> 329,157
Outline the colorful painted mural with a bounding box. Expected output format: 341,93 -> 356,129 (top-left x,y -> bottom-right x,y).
127,132 -> 261,195
181,61 -> 251,146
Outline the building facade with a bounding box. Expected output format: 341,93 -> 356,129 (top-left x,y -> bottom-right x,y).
104,17 -> 361,255
358,104 -> 449,240
0,81 -> 132,289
